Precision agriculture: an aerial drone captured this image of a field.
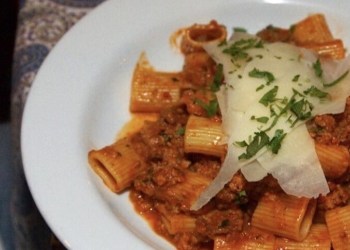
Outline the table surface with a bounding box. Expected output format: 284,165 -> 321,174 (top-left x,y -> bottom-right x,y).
9,0 -> 105,249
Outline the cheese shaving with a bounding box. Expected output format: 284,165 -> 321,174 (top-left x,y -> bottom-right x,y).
191,34 -> 350,210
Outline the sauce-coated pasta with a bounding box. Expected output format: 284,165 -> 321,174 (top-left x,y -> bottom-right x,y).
88,14 -> 350,249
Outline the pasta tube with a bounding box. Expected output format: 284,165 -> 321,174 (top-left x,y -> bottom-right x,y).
213,227 -> 275,250
161,213 -> 196,235
130,53 -> 186,112
251,192 -> 316,241
274,224 -> 331,250
88,137 -> 147,193
315,143 -> 349,179
291,14 -> 333,45
179,20 -> 227,55
325,204 -> 350,249
302,39 -> 345,59
184,115 -> 226,158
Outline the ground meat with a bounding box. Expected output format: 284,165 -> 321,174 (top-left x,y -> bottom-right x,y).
133,172 -> 157,197
318,183 -> 350,210
215,172 -> 247,205
196,209 -> 243,239
309,97 -> 350,146
189,156 -> 221,179
132,105 -> 188,163
174,232 -> 212,250
160,105 -> 189,125
256,25 -> 291,43
132,105 -> 190,198
308,115 -> 339,145
152,163 -> 186,186
244,175 -> 282,204
181,89 -> 217,117
182,52 -> 216,87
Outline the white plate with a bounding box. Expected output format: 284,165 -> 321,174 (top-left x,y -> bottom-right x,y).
21,0 -> 350,249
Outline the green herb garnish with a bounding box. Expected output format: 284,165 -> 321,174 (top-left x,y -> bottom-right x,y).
313,59 -> 323,78
249,68 -> 275,85
256,84 -> 265,91
259,86 -> 278,107
223,38 -> 263,60
268,129 -> 286,154
292,74 -> 300,82
210,64 -> 224,92
290,98 -> 313,121
195,99 -> 218,117
303,86 -> 329,99
234,190 -> 248,205
251,116 -> 269,124
233,27 -> 247,33
323,70 -> 349,88
238,131 -> 270,160
175,127 -> 185,136
235,140 -> 248,147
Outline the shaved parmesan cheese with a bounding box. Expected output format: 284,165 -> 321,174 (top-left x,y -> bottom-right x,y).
191,34 -> 350,210
257,124 -> 329,198
240,161 -> 268,182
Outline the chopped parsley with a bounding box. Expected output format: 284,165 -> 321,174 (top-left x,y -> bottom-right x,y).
223,38 -> 263,60
235,140 -> 248,147
237,129 -> 287,160
238,131 -> 270,160
290,98 -> 313,121
303,86 -> 329,99
259,86 -> 278,107
292,74 -> 300,82
251,116 -> 269,124
210,64 -> 224,92
195,99 -> 219,117
256,84 -> 265,91
323,70 -> 349,88
234,190 -> 248,205
311,59 -> 348,87
313,59 -> 323,78
233,27 -> 247,33
175,127 -> 185,136
271,90 -> 311,128
249,68 -> 275,85
268,129 -> 286,154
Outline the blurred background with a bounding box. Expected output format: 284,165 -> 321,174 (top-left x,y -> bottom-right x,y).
0,0 -> 19,249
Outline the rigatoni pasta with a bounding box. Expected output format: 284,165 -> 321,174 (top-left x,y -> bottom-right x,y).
184,115 -> 226,158
274,224 -> 331,250
213,227 -> 275,250
251,193 -> 316,241
88,14 -> 350,250
325,204 -> 350,249
88,137 -> 147,193
178,20 -> 227,55
154,170 -> 212,209
291,14 -> 334,45
315,143 -> 350,179
130,53 -> 185,112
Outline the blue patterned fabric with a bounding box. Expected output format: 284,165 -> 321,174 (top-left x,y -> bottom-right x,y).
12,44 -> 49,86
50,0 -> 104,8
10,0 -> 105,249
